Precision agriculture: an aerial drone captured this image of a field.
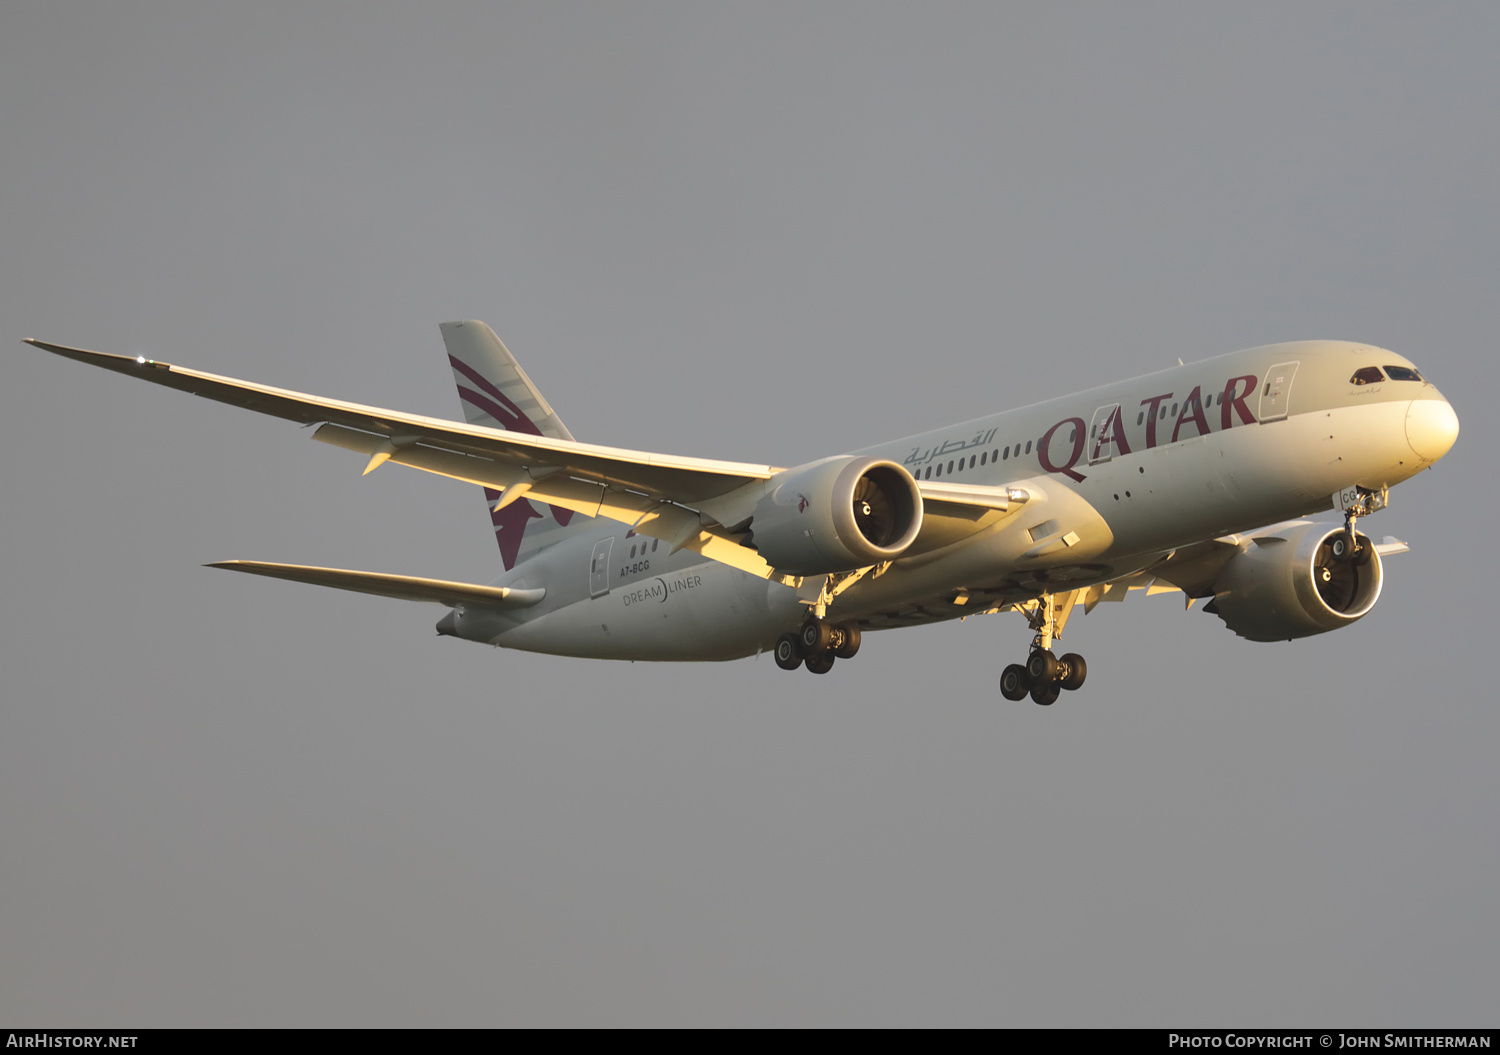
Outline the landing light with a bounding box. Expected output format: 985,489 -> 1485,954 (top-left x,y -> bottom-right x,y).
136,356 -> 146,364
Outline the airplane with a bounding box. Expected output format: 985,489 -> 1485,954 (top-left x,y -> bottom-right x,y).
21,322 -> 1458,704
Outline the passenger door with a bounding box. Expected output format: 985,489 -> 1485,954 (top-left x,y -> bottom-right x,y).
588,537 -> 614,598
1259,361 -> 1299,423
1090,403 -> 1122,464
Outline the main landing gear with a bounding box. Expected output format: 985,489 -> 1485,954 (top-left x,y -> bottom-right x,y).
774,616 -> 862,674
999,650 -> 1087,705
1000,591 -> 1089,705
773,567 -> 886,675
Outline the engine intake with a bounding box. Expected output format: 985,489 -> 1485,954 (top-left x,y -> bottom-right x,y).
1206,521 -> 1384,641
747,456 -> 923,575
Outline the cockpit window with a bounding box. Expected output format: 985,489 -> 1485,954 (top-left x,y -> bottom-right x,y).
1384,365 -> 1424,382
1350,366 -> 1385,385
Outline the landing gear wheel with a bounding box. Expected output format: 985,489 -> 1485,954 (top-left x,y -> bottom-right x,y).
1058,653 -> 1087,691
774,633 -> 803,671
832,622 -> 862,659
799,618 -> 832,656
1026,649 -> 1059,684
1000,664 -> 1031,701
1030,683 -> 1060,706
804,652 -> 836,675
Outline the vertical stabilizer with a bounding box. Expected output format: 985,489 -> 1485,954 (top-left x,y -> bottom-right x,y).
440,321 -> 584,570
442,320 -> 574,441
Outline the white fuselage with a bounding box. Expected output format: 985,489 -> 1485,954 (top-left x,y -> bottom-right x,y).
445,340 -> 1455,660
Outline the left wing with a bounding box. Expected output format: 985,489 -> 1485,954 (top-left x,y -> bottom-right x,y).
25,338 -> 784,576
26,338 -> 1036,578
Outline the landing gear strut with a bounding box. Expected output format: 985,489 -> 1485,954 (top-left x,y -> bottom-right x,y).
1335,485 -> 1389,562
1000,591 -> 1089,705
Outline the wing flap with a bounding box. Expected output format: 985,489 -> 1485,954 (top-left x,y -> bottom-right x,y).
310,423 -> 778,578
207,560 -> 546,608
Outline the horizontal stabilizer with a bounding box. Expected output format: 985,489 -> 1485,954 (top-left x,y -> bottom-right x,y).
206,560 -> 545,609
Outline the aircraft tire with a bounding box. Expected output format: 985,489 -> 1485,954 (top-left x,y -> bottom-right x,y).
774,633 -> 803,670
833,622 -> 862,659
804,652 -> 836,675
799,618 -> 832,655
1000,664 -> 1031,701
1030,683 -> 1060,706
1026,649 -> 1060,685
1059,653 -> 1087,691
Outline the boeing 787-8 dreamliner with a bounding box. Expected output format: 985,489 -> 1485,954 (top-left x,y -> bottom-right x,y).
22,322 -> 1458,704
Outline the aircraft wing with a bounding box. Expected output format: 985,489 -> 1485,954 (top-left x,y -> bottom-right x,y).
26,340 -> 772,499
27,338 -> 1032,579
1079,528 -> 1410,613
26,338 -> 788,576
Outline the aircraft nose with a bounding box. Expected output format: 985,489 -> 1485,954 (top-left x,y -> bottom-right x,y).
1406,397 -> 1459,463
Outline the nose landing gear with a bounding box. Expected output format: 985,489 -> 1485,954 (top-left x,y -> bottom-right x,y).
1333,485 -> 1390,562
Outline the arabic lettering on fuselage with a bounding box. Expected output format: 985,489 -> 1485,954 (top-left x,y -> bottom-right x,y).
903,427 -> 999,468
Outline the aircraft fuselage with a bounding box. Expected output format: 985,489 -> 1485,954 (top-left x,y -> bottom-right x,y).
442,340 -> 1455,660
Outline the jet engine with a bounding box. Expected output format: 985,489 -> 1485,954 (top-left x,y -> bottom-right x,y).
745,455 -> 923,575
1204,521 -> 1384,641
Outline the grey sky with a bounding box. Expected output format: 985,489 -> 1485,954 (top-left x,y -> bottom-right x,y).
2,2 -> 1496,1026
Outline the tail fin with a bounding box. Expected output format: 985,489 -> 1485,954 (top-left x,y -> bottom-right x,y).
440,321 -> 586,571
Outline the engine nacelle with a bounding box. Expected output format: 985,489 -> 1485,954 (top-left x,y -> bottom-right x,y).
1205,521 -> 1384,641
747,455 -> 923,575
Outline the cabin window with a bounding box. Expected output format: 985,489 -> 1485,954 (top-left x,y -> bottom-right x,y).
924,466 -> 932,479
1351,366 -> 1385,385
652,539 -> 659,552
969,455 -> 976,469
1385,365 -> 1424,382
935,463 -> 942,477
991,449 -> 999,462
1136,411 -> 1144,425
1171,403 -> 1178,416
1160,406 -> 1168,420
980,451 -> 987,466
1025,440 -> 1033,454
947,460 -> 954,474
1002,447 -> 1009,460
